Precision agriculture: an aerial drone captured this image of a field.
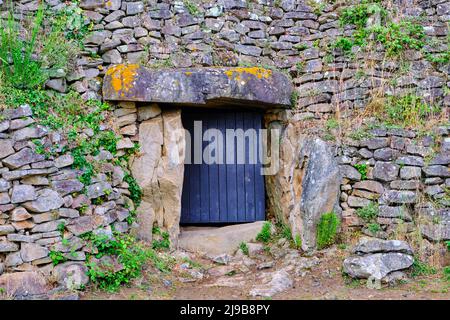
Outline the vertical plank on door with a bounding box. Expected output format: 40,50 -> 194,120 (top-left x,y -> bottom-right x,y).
217,113 -> 228,222
244,112 -> 256,221
235,112 -> 246,222
254,113 -> 265,221
225,112 -> 238,222
208,116 -> 220,222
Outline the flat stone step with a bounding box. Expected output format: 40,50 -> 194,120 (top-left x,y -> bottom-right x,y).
178,221 -> 265,256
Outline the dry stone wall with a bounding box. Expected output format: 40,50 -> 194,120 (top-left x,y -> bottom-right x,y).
0,104 -> 136,284
1,0 -> 447,117
338,126 -> 450,265
0,0 -> 448,257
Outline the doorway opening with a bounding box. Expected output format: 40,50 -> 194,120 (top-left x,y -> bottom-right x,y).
180,108 -> 266,225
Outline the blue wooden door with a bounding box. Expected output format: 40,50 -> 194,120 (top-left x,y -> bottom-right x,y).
181,110 -> 265,224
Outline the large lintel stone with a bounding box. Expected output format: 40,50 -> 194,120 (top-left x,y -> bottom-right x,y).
102,64 -> 293,108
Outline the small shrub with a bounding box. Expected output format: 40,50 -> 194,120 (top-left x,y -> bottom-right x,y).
316,212 -> 339,249
183,0 -> 201,16
293,234 -> 302,250
0,3 -> 46,89
239,242 -> 249,256
356,202 -> 379,222
49,250 -> 67,266
349,128 -> 373,141
383,94 -> 440,128
256,221 -> 273,244
83,232 -> 154,292
124,174 -> 143,207
354,163 -> 368,180
410,257 -> 437,278
152,227 -> 170,251
367,222 -> 381,233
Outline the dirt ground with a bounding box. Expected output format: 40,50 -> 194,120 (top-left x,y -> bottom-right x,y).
81,247 -> 450,300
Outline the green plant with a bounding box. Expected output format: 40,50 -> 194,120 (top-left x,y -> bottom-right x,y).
49,250 -> 67,266
356,202 -> 379,222
152,227 -> 171,251
124,174 -> 143,207
367,222 -> 381,233
334,37 -> 354,53
382,94 -> 440,128
340,1 -> 386,29
83,232 -> 154,292
239,242 -> 249,256
354,163 -> 368,180
0,2 -> 46,89
337,2 -> 424,57
326,118 -> 339,130
256,221 -> 273,244
316,212 -> 339,250
349,128 -> 373,141
183,0 -> 201,16
293,234 -> 302,250
410,257 -> 437,278
290,90 -> 299,107
57,221 -> 65,234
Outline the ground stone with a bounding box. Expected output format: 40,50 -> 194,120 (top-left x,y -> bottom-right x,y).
178,221 -> 265,256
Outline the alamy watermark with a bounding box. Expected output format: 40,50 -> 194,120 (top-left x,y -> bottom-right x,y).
173,121 -> 281,175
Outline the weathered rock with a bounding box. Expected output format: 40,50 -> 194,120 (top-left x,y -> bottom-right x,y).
10,207 -> 32,221
423,165 -> 450,177
400,166 -> 422,179
0,271 -> 48,299
0,225 -> 15,235
343,253 -> 414,280
340,165 -> 361,181
51,179 -> 84,196
103,65 -> 293,107
54,155 -> 74,168
11,185 -> 37,203
2,148 -> 45,169
0,192 -> 10,204
20,243 -> 49,263
31,219 -> 65,233
86,182 -> 113,199
0,139 -> 15,159
353,239 -> 413,255
138,103 -> 162,121
0,178 -> 11,192
378,206 -> 412,221
12,126 -> 47,141
53,262 -> 89,290
348,196 -> 371,208
23,189 -> 64,212
353,180 -> 384,194
418,207 -> 450,241
266,127 -> 341,251
382,190 -> 417,204
373,161 -> 399,182
178,221 -> 265,256
249,270 -> 293,297
130,110 -> 185,244
0,241 -> 19,252
66,215 -> 104,236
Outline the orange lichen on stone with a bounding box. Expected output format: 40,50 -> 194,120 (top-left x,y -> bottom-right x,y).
224,67 -> 272,80
105,64 -> 139,97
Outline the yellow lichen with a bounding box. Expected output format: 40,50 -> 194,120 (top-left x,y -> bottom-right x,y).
105,64 -> 139,97
224,67 -> 272,80
185,71 -> 193,76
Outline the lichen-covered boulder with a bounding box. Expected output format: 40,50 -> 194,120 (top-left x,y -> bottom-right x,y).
343,238 -> 415,281
103,65 -> 293,108
266,121 -> 341,251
